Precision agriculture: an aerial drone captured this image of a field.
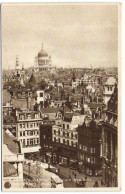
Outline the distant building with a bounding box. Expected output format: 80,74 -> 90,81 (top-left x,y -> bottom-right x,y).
34,44 -> 55,72
3,130 -> 24,190
103,77 -> 117,104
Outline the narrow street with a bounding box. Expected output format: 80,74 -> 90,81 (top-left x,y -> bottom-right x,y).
52,164 -> 103,188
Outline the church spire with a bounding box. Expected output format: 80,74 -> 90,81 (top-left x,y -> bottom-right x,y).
15,55 -> 19,69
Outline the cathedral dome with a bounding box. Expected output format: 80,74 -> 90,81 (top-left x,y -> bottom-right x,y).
38,50 -> 48,58
38,46 -> 48,58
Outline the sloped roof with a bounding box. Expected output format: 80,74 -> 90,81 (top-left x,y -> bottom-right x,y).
28,73 -> 37,86
3,130 -> 20,154
3,162 -> 17,177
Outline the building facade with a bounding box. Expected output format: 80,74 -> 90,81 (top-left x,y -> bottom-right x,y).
52,113 -> 85,167
78,117 -> 102,176
16,110 -> 42,154
101,85 -> 118,187
39,124 -> 53,162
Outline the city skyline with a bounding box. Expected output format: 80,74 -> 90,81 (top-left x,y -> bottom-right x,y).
2,4 -> 118,69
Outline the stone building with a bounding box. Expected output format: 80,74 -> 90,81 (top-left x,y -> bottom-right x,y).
77,117 -> 102,176
16,110 -> 42,154
101,84 -> 118,187
52,112 -> 85,167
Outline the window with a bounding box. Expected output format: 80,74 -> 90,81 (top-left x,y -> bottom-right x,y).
30,139 -> 33,145
27,115 -> 31,120
63,132 -> 65,136
63,124 -> 65,129
35,114 -> 39,119
71,141 -> 73,146
54,130 -> 56,135
23,139 -> 25,146
83,145 -> 87,151
67,124 -> 69,129
20,132 -> 22,136
37,138 -> 39,144
63,139 -> 65,144
75,142 -> 77,147
90,147 -> 95,153
88,157 -> 90,163
30,131 -> 33,136
20,115 -> 24,120
54,137 -> 56,142
20,124 -> 22,128
27,139 -> 29,145
40,92 -> 43,97
23,131 -> 25,136
75,134 -> 77,139
27,131 -> 30,136
91,157 -> 94,164
71,133 -> 73,138
67,132 -> 69,137
30,123 -> 33,128
58,130 -> 60,135
67,140 -> 69,145
58,138 -> 60,143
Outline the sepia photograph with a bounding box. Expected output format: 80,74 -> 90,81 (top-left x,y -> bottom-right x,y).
1,3 -> 121,191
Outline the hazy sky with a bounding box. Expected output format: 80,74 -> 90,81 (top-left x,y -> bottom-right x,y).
2,4 -> 118,69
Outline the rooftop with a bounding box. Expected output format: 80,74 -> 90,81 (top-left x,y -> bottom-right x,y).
3,130 -> 21,154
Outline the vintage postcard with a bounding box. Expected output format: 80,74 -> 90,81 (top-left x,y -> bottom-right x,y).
1,3 -> 121,191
